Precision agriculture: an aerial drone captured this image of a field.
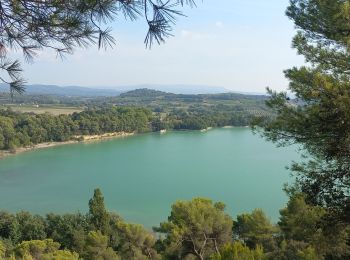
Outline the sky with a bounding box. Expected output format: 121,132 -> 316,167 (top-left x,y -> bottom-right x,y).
19,0 -> 304,93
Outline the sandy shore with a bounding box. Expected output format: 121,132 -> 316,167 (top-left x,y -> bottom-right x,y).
75,132 -> 134,141
0,132 -> 134,159
200,127 -> 213,132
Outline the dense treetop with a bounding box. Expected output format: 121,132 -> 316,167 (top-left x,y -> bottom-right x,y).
0,189 -> 348,259
257,0 -> 350,224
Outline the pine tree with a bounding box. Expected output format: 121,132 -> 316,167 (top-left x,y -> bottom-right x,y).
88,188 -> 109,234
258,0 -> 350,223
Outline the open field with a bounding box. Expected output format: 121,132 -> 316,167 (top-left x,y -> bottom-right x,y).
0,104 -> 83,115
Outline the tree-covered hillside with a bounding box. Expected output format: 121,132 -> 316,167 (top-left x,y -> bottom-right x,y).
0,89 -> 273,150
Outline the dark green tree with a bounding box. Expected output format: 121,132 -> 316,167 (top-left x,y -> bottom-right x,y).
268,240 -> 320,260
257,0 -> 350,223
0,211 -> 20,243
15,211 -> 46,242
279,194 -> 326,242
278,194 -> 350,258
234,209 -> 278,252
88,188 -> 110,234
156,198 -> 233,260
115,220 -> 159,259
83,231 -> 120,260
210,241 -> 265,260
45,213 -> 89,250
0,116 -> 17,149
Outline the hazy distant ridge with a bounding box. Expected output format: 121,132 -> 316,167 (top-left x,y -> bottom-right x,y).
0,83 -> 268,96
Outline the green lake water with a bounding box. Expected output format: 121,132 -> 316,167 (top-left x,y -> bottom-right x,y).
0,128 -> 300,228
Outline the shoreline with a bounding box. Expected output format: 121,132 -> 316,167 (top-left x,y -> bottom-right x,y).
0,126 -> 250,160
0,132 -> 134,160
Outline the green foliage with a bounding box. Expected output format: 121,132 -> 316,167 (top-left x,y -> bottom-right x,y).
0,97 -> 271,151
112,89 -> 272,130
0,240 -> 6,259
0,189 -> 161,259
115,221 -> 160,259
40,250 -> 79,260
278,193 -> 350,258
14,239 -> 60,258
0,116 -> 17,149
88,188 -> 110,234
267,240 -> 321,260
256,0 -> 350,224
211,242 -> 265,260
286,0 -> 350,49
234,209 -> 278,251
45,213 -> 89,251
156,198 -> 233,260
296,246 -> 320,260
83,231 -> 120,260
0,106 -> 153,150
0,211 -> 20,243
15,212 -> 46,243
279,194 -> 326,242
0,192 -> 349,259
13,239 -> 79,260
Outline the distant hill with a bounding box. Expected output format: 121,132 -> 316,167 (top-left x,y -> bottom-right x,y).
119,88 -> 174,98
0,84 -> 123,97
117,84 -> 229,94
24,84 -> 123,97
120,88 -> 267,100
1,83 -> 231,96
0,83 -> 270,98
1,87 -> 272,123
100,88 -> 269,113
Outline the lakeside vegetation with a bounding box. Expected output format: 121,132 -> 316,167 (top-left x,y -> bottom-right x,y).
0,90 -> 272,151
0,189 -> 348,259
0,107 -> 152,150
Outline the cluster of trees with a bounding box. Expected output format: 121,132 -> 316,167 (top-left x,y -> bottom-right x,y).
0,189 -> 158,260
153,113 -> 254,131
0,93 -> 88,106
0,189 -> 349,259
0,104 -> 261,150
0,107 -> 153,150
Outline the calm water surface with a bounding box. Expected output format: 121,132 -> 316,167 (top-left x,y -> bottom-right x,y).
0,128 -> 300,227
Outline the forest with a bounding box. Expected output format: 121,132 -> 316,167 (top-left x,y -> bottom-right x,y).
0,107 -> 152,150
0,93 -> 269,150
0,188 -> 348,260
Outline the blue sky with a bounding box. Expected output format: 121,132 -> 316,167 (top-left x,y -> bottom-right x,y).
20,0 -> 304,92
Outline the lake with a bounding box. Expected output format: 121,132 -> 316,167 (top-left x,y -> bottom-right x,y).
0,128 -> 300,228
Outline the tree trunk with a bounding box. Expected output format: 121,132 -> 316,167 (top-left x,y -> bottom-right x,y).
214,239 -> 220,255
